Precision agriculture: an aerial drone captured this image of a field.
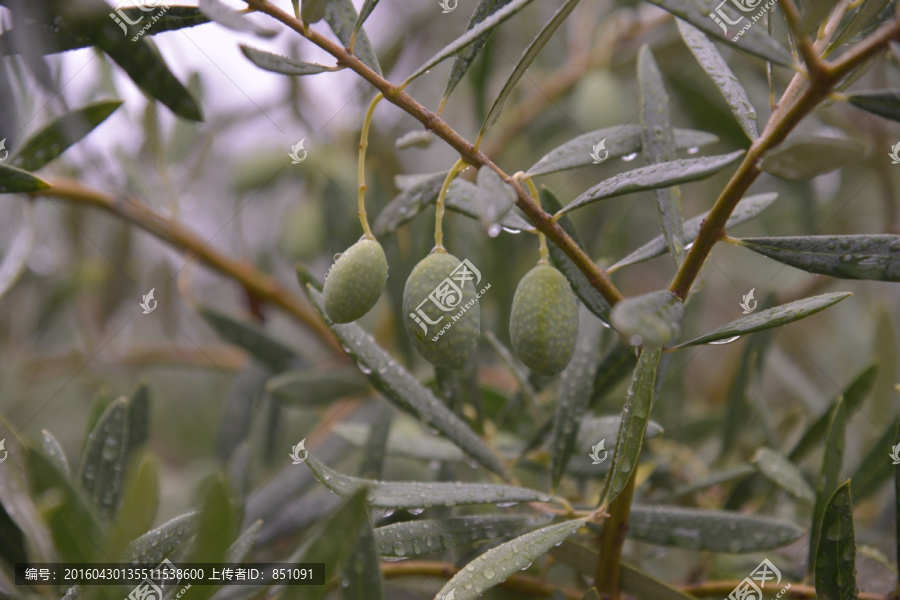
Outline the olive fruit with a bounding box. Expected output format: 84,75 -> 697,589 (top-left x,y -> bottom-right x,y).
323,238 -> 388,323
509,265 -> 578,376
403,252 -> 480,369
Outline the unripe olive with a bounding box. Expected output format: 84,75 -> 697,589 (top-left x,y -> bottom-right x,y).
403,252 -> 480,369
509,265 -> 578,376
323,238 -> 388,323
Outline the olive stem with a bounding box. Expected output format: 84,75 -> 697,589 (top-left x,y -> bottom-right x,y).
434,158 -> 467,251
358,92 -> 383,240
522,177 -> 551,264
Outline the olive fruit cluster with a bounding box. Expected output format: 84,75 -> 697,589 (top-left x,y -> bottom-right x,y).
323,238 -> 388,323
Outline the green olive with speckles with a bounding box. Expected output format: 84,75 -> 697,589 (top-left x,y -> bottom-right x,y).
510,264 -> 578,376
403,252 -> 480,369
323,238 -> 388,323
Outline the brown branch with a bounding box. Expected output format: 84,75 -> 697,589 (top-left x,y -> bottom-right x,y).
245,0 -> 625,307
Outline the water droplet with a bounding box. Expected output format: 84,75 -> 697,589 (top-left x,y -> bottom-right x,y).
487,224 -> 502,237
357,363 -> 373,375
494,502 -> 518,508
629,334 -> 643,346
709,335 -> 741,345
483,568 -> 496,579
686,147 -> 700,155
375,508 -> 395,518
427,459 -> 441,470
501,226 -> 522,234
622,152 -> 639,162
333,252 -> 343,262
408,508 -> 425,515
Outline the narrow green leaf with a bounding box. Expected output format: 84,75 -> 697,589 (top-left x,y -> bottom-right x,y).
325,0 -> 382,77
76,397 -> 130,521
445,178 -> 534,232
106,455 -> 159,558
611,291 -> 684,348
396,130 -> 434,149
442,0 -> 514,99
674,292 -> 851,347
342,501 -> 385,600
306,287 -> 508,477
480,0 -> 579,132
670,464 -> 756,498
434,518 -> 588,600
352,0 -> 382,41
333,422 -> 464,462
828,0 -> 892,51
760,135 -> 867,180
600,346 -> 662,506
847,90 -> 900,123
0,163 -> 52,194
301,0 -> 328,24
789,364 -> 878,462
408,0 -> 534,82
626,505 -> 804,551
41,429 -> 71,479
551,315 -> 604,486
814,481 -> 857,600
738,234 -> 900,281
644,0 -> 793,65
637,44 -> 687,265
0,203 -> 36,302
752,447 -> 814,503
809,398 -> 847,575
539,187 -> 611,322
199,0 -> 278,36
13,100 -> 122,171
558,151 -> 744,215
227,519 -> 262,564
611,193 -> 777,271
240,45 -> 331,76
122,511 -> 199,562
305,454 -> 548,509
676,19 -> 758,139
473,167 -> 517,230
849,415 -> 900,502
266,368 -> 367,406
527,126 -> 718,177
186,474 -> 239,600
198,306 -> 298,371
894,415 -> 900,579
576,415 -> 664,449
373,172 -> 447,235
374,515 -> 532,557
359,407 -> 392,479
126,382 -> 150,457
719,329 -> 770,458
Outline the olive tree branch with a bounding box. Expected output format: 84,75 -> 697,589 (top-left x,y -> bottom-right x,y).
244,0 -> 625,307
670,15 -> 900,300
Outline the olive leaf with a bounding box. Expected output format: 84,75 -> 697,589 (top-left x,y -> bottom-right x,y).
76,397 -> 132,521
333,422 -> 464,462
737,234 -> 900,281
446,178 -> 534,232
227,519 -> 263,564
809,398 -> 847,575
305,454 -> 548,508
306,287 -> 509,478
123,511 -> 199,562
433,518 -> 588,600
637,44 -> 687,265
41,430 -> 71,479
352,0 -> 382,42
375,515 -> 532,557
442,0 -> 514,100
670,465 -> 756,498
676,19 -> 758,139
266,368 -> 368,406
0,163 -> 52,194
611,291 -> 684,348
105,456 -> 159,558
480,0 -> 580,133
199,0 -> 277,36
558,151 -> 744,215
184,475 -> 239,600
342,499 -> 385,600
752,447 -> 814,503
473,167 -> 517,231
719,328 -> 771,459
600,346 -> 662,506
847,89 -> 900,123
760,135 -> 867,180
828,0 -> 893,51
198,306 -> 300,371
849,415 -> 900,502
814,481 -> 857,600
240,46 -> 332,76
673,292 -> 851,347
611,193 -> 777,271
644,0 -> 793,65
325,0 -> 382,77
373,172 -> 447,235
527,126 -> 718,176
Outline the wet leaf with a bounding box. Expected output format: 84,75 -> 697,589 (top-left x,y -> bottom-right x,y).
198,306 -> 299,371
551,315 -> 604,487
738,234 -> 900,281
41,429 -> 70,479
559,151 -> 744,215
481,0 -> 579,132
374,515 -> 532,557
611,193 -> 777,270
611,291 -> 684,348
227,519 -> 262,564
760,135 -> 867,180
408,0 -> 535,82
352,0 -> 382,41
76,397 -> 131,521
849,415 -> 900,502
527,126 -> 717,176
442,0 -> 514,99
676,20 -> 758,139
373,172 -> 447,235
600,346 -> 662,506
333,422 -> 464,462
325,0 -> 382,77
342,503 -> 385,600
0,203 -> 35,302
645,0 -> 793,65
814,481 -> 857,600
122,511 -> 199,563
240,45 -> 331,76
185,474 -> 239,600
539,187 -> 611,322
305,454 -> 547,509
434,518 -> 588,600
106,455 -> 159,558
847,89 -> 900,123
719,328 -> 771,459
0,163 -> 52,194
266,368 -> 367,406
752,447 -> 814,502
199,0 -> 277,36
670,464 -> 756,498
809,399 -> 847,575
307,287 -> 508,477
358,407 -> 392,480
473,167 -> 517,231
445,178 -> 534,232
396,130 -> 434,149
674,292 -> 851,347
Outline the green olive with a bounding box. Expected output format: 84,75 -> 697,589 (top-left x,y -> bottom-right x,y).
323,238 -> 388,323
